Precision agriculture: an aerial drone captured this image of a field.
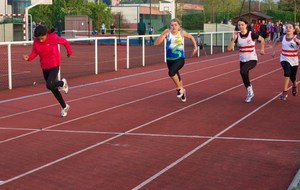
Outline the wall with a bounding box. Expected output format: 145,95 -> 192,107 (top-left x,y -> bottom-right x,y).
0,24 -> 14,42
64,15 -> 93,38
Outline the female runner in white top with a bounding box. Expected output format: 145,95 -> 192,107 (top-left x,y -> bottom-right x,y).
228,18 -> 265,103
272,22 -> 300,100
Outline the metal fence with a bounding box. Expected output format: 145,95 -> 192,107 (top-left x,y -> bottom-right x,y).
0,31 -> 235,90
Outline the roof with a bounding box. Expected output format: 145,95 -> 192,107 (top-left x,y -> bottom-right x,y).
181,4 -> 204,11
234,11 -> 273,20
139,7 -> 169,15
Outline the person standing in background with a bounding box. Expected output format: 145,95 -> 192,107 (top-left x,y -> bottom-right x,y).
101,23 -> 106,34
148,22 -> 154,45
137,18 -> 146,45
110,23 -> 116,35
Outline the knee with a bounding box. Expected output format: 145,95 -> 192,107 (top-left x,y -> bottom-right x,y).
168,70 -> 176,77
46,81 -> 55,91
240,69 -> 247,76
284,70 -> 291,77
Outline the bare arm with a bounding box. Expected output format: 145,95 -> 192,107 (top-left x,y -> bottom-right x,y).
182,31 -> 198,57
227,32 -> 238,51
155,29 -> 169,46
258,35 -> 265,55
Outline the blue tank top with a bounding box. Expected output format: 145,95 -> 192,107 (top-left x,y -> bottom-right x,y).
166,32 -> 185,60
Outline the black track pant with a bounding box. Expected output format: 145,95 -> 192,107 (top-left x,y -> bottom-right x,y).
240,60 -> 257,88
281,61 -> 298,83
42,66 -> 66,108
167,58 -> 185,81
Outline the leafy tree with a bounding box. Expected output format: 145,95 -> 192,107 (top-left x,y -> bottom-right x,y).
29,0 -> 113,32
278,0 -> 300,22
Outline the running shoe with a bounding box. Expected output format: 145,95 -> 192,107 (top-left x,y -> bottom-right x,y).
292,86 -> 298,96
181,89 -> 187,102
279,91 -> 288,100
245,86 -> 254,103
176,88 -> 184,98
61,78 -> 69,94
61,104 -> 70,117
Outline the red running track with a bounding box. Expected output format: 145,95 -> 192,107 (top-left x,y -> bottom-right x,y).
0,45 -> 299,190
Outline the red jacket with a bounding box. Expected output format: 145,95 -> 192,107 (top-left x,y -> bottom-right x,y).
28,30 -> 72,69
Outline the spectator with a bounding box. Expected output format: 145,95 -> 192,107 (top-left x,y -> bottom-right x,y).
259,20 -> 268,40
137,18 -> 146,45
101,23 -> 106,34
110,23 -> 116,35
148,22 -> 154,45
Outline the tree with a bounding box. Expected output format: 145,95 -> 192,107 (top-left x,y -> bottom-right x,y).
29,0 -> 113,32
278,0 -> 300,22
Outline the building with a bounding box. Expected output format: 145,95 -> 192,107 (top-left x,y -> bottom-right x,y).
110,3 -> 204,32
110,4 -> 169,32
233,11 -> 273,24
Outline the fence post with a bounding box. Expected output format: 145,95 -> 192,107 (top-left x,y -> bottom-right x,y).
95,39 -> 98,74
114,37 -> 117,71
126,37 -> 130,69
8,44 -> 12,89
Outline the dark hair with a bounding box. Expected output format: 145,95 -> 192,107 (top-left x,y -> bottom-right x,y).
286,21 -> 297,35
34,25 -> 47,37
237,17 -> 248,25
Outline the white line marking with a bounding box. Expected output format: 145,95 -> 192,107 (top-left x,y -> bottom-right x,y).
0,57 -> 279,144
0,53 -> 239,104
1,128 -> 299,143
0,71 -> 31,77
0,68 -> 281,185
0,64 -> 266,143
0,55 -> 276,121
0,60 -> 239,119
132,90 -> 285,190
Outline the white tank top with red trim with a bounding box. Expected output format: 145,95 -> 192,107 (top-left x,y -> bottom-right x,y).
237,31 -> 257,62
280,35 -> 299,66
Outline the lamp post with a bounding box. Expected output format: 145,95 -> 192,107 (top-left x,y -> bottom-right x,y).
150,0 -> 152,26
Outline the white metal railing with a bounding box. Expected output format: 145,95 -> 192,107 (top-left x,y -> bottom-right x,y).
126,31 -> 234,68
0,36 -> 117,89
0,31 -> 234,89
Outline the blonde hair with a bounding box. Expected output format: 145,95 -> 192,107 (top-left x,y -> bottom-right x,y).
170,18 -> 181,26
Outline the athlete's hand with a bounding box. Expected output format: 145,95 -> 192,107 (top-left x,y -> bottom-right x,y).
191,47 -> 198,57
162,29 -> 170,36
293,37 -> 300,44
260,49 -> 265,55
23,55 -> 29,61
232,31 -> 239,41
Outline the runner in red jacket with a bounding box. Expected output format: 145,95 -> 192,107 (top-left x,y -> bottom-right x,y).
23,25 -> 72,117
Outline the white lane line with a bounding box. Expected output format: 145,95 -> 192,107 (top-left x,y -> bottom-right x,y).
0,71 -> 31,77
0,59 -> 238,119
0,53 -> 239,104
132,91 -> 284,190
0,65 -> 253,144
0,68 -> 281,185
0,62 -> 280,144
1,128 -> 299,143
0,55 -> 275,120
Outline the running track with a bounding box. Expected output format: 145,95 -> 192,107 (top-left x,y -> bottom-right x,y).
0,46 -> 299,190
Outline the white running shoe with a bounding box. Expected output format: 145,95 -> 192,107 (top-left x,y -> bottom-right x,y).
245,86 -> 254,103
176,88 -> 184,98
61,78 -> 69,94
61,104 -> 70,117
181,89 -> 187,102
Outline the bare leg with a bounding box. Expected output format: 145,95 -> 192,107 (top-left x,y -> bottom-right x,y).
171,74 -> 183,90
283,77 -> 289,91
